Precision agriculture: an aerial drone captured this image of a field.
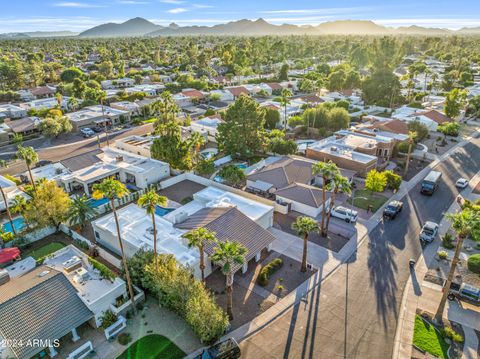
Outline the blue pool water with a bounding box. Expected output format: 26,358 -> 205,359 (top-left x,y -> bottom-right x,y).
87,197 -> 109,208
2,217 -> 27,234
155,205 -> 175,217
235,163 -> 248,169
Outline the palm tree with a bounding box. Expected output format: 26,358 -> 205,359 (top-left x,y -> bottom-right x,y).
434,209 -> 478,324
211,241 -> 247,320
312,161 -> 340,237
92,178 -> 136,312
291,216 -> 318,272
0,160 -> 16,235
16,146 -> 38,191
188,131 -> 206,167
137,190 -> 167,270
68,195 -> 97,230
280,88 -> 292,131
404,131 -> 417,177
96,89 -> 109,146
184,228 -> 217,281
67,97 -> 78,111
325,174 -> 352,234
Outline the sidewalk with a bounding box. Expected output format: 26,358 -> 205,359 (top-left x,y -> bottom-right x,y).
392,170 -> 480,359
186,128 -> 480,359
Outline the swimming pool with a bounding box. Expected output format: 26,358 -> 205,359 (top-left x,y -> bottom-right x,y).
155,205 -> 175,217
2,217 -> 27,234
87,197 -> 109,208
235,163 -> 248,169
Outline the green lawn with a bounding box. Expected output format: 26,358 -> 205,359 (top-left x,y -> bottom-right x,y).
413,315 -> 450,359
25,242 -> 66,261
347,189 -> 388,212
116,335 -> 185,359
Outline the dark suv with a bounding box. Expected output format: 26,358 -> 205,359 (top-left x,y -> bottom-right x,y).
383,200 -> 403,219
194,338 -> 241,359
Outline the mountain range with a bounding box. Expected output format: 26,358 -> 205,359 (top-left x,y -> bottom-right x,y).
2,17 -> 480,39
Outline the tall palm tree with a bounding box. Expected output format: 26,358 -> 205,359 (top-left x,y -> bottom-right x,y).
184,227 -> 217,281
137,190 -> 167,270
404,131 -> 417,177
312,161 -> 340,237
434,209 -> 479,324
188,131 -> 206,167
68,195 -> 97,230
291,216 -> 318,272
92,178 -> 136,312
16,146 -> 38,191
280,88 -> 292,131
0,160 -> 16,235
325,174 -> 352,234
211,241 -> 247,320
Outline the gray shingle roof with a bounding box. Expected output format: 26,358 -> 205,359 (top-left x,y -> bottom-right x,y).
247,157 -> 315,190
176,206 -> 275,272
275,182 -> 331,208
0,266 -> 93,359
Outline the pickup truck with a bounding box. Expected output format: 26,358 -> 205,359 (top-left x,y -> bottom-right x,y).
383,200 -> 403,219
448,282 -> 480,304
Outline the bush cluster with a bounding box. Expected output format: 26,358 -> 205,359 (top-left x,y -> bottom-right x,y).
89,257 -> 115,280
441,326 -> 464,343
467,254 -> 480,274
257,258 -> 284,287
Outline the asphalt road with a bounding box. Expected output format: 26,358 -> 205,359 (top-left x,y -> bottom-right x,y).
239,138 -> 480,359
0,123 -> 154,176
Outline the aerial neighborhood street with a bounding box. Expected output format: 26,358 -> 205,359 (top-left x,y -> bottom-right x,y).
1,2 -> 480,359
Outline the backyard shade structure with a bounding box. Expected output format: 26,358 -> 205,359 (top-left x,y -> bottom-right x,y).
0,266 -> 94,359
0,247 -> 20,264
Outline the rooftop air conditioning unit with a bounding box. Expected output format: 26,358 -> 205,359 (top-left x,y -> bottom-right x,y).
330,146 -> 337,152
72,267 -> 90,284
63,256 -> 82,273
116,156 -> 124,162
174,211 -> 189,224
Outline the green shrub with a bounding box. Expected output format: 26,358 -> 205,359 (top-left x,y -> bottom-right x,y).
3,174 -> 21,185
89,257 -> 115,280
100,309 -> 118,329
117,332 -> 132,345
442,233 -> 454,249
384,170 -> 402,191
257,258 -> 284,287
467,254 -> 480,274
441,326 -> 464,343
438,251 -> 448,260
0,232 -> 15,243
196,158 -> 215,176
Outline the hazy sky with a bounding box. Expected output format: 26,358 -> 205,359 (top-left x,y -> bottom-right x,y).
2,0 -> 480,33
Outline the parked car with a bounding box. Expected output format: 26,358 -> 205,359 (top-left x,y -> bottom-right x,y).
455,178 -> 469,189
92,126 -> 103,133
330,206 -> 358,223
421,171 -> 442,195
448,282 -> 480,304
80,128 -> 95,138
383,200 -> 403,220
194,338 -> 241,359
419,221 -> 439,244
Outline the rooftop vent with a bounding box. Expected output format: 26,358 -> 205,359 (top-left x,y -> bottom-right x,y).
330,146 -> 338,152
116,155 -> 124,162
38,270 -> 50,277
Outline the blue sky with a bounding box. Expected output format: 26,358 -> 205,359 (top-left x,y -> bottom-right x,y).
2,0 -> 480,33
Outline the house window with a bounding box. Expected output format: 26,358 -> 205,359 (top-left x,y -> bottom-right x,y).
95,231 -> 100,239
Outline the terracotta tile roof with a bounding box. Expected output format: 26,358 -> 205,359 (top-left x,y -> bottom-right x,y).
371,119 -> 409,135
300,94 -> 324,104
416,109 -> 451,125
226,86 -> 249,98
30,86 -> 55,97
181,89 -> 204,99
266,82 -> 283,90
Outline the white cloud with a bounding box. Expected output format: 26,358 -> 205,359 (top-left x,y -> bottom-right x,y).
118,0 -> 149,4
260,6 -> 377,16
168,7 -> 188,14
160,0 -> 185,4
53,2 -> 106,7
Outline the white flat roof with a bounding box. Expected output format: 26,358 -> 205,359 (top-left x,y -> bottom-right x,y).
44,245 -> 125,306
93,204 -> 198,268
